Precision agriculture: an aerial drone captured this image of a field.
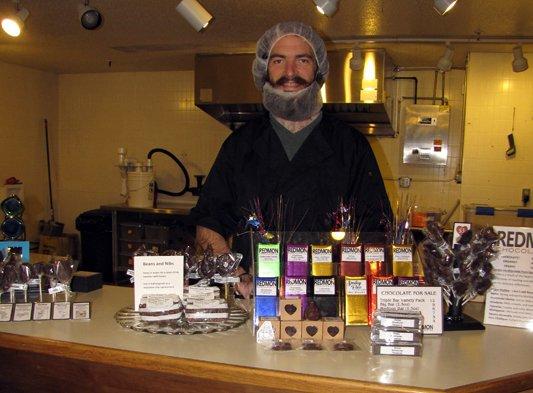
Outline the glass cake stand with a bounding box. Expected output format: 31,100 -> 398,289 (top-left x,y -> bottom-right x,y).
114,304 -> 248,335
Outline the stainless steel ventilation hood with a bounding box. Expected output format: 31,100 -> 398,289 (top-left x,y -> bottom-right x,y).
195,49 -> 397,136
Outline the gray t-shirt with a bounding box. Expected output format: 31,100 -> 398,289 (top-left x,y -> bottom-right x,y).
270,113 -> 323,161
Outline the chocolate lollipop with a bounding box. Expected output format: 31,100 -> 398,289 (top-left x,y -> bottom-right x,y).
18,264 -> 31,303
215,253 -> 236,276
2,264 -> 17,303
44,263 -> 58,302
31,262 -> 48,302
54,258 -> 74,301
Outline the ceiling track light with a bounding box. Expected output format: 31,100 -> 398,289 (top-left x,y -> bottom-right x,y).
176,0 -> 213,32
512,45 -> 528,73
437,44 -> 454,72
79,1 -> 103,30
349,46 -> 363,71
433,0 -> 458,15
1,1 -> 29,37
313,0 -> 339,17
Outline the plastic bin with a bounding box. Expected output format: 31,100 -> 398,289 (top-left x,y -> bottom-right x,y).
75,209 -> 113,283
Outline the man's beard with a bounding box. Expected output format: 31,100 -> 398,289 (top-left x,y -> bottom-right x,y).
262,79 -> 323,122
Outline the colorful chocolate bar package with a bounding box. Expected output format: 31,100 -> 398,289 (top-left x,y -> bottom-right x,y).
392,245 -> 414,276
312,276 -> 338,317
364,245 -> 386,276
368,275 -> 394,325
257,243 -> 280,277
344,276 -> 368,325
311,244 -> 333,276
285,244 -> 309,277
340,244 -> 363,277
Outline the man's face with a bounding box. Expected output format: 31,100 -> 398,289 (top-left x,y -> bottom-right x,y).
267,35 -> 317,92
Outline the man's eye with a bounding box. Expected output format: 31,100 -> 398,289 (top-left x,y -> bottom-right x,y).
298,58 -> 311,64
271,59 -> 283,65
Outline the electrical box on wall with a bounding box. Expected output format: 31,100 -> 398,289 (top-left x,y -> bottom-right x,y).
402,104 -> 450,166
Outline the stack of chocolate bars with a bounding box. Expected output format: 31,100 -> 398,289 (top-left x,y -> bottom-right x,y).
370,310 -> 423,356
254,238 -> 424,331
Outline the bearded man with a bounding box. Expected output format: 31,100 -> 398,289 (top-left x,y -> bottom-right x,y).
190,22 -> 391,293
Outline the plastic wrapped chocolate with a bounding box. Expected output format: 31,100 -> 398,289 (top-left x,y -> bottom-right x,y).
372,310 -> 424,331
371,343 -> 422,356
300,339 -> 323,351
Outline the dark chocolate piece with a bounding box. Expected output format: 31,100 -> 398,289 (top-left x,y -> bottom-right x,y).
302,342 -> 323,351
271,341 -> 292,351
304,300 -> 321,321
334,341 -> 355,351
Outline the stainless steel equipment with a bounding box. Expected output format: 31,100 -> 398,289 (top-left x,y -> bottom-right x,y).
402,104 -> 450,166
194,49 -> 397,136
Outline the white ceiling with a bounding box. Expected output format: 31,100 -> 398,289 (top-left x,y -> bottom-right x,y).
0,0 -> 532,74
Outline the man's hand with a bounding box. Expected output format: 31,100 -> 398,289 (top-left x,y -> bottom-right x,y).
195,226 -> 230,254
234,266 -> 253,299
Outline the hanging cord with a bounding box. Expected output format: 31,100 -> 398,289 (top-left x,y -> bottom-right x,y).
147,148 -> 190,196
44,119 -> 55,221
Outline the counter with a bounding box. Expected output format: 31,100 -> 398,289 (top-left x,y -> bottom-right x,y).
0,286 -> 532,392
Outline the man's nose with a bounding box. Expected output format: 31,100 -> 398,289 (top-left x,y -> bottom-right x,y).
284,60 -> 296,77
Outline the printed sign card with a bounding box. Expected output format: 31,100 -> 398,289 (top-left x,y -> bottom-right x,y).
133,255 -> 184,311
53,302 -> 71,320
13,303 -> 32,321
484,226 -> 533,329
72,302 -> 91,320
33,302 -> 52,320
377,286 -> 443,334
0,304 -> 13,321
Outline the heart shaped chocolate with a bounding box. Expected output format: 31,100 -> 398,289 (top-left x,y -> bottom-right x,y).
285,326 -> 297,337
327,326 -> 339,337
306,326 -> 318,336
284,304 -> 297,315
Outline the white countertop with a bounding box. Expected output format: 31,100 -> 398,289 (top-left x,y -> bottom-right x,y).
0,286 -> 532,391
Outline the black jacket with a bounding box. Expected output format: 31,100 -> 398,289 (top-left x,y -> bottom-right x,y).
191,114 -> 391,246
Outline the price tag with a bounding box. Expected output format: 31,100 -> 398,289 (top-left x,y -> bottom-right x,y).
48,283 -> 66,294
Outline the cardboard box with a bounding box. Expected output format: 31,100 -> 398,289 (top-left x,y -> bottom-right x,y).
279,298 -> 301,321
280,320 -> 302,339
322,317 -> 344,340
302,320 -> 323,340
38,234 -> 78,258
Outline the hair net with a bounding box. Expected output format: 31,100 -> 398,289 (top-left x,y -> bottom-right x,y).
252,21 -> 329,90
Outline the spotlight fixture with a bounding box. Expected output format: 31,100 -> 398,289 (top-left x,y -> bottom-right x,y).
437,44 -> 454,72
433,0 -> 458,15
512,45 -> 528,73
313,0 -> 339,17
176,0 -> 213,32
349,47 -> 363,71
1,1 -> 29,37
79,1 -> 103,30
